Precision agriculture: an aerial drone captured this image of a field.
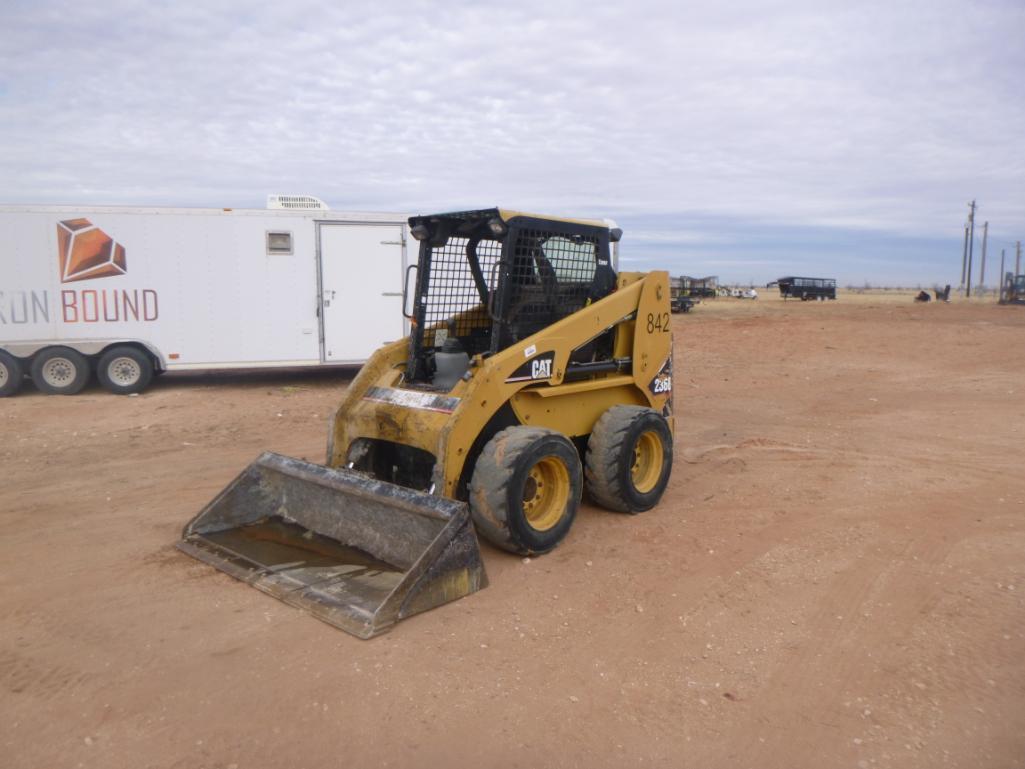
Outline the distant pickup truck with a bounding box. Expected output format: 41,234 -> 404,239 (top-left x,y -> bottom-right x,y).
727,288 -> 758,299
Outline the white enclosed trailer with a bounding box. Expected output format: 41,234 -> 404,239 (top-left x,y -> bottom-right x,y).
0,200 -> 412,396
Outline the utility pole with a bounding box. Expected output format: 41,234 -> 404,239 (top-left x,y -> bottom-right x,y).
979,221 -> 988,293
960,224 -> 969,293
1017,241 -> 1022,277
966,200 -> 976,298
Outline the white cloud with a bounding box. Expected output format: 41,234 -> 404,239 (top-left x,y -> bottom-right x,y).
0,0 -> 1022,281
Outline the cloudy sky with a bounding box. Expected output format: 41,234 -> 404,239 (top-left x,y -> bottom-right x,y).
2,0 -> 1023,285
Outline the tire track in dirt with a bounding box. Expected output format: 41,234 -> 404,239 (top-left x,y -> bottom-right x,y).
598,425 -> 982,767
0,648 -> 93,702
720,508 -> 965,768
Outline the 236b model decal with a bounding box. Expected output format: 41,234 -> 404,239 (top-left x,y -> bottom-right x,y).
648,353 -> 673,396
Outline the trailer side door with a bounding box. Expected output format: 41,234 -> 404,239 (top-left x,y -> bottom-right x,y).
318,223 -> 405,362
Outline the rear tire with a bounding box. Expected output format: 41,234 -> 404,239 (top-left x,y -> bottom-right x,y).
0,350 -> 24,397
30,347 -> 90,395
468,427 -> 582,555
585,405 -> 673,513
97,346 -> 154,394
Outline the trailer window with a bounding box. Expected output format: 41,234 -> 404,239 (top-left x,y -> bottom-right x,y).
267,231 -> 293,255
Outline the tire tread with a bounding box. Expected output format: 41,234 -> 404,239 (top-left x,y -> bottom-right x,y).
585,405 -> 672,513
97,346 -> 154,395
469,426 -> 580,555
0,350 -> 24,397
585,405 -> 645,512
30,346 -> 90,395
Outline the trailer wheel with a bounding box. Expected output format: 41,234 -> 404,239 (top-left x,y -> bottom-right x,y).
468,427 -> 582,555
585,405 -> 673,513
30,346 -> 91,395
0,350 -> 25,397
97,346 -> 154,395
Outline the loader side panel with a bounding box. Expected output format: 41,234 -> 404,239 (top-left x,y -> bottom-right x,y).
509,382 -> 647,437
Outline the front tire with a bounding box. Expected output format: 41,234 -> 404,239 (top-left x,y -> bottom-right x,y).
97,346 -> 154,394
585,405 -> 673,513
469,427 -> 582,555
0,350 -> 24,397
30,346 -> 90,395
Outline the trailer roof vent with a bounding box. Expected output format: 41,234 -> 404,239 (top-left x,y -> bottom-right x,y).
267,194 -> 330,211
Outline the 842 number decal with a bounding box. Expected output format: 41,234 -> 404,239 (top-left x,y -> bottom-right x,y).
646,312 -> 670,333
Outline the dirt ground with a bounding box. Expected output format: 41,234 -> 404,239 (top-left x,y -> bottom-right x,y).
3,296 -> 1024,769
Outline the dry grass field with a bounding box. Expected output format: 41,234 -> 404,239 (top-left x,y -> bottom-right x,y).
2,296 -> 1023,769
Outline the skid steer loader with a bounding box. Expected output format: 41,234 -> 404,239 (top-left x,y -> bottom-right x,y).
178,208 -> 675,638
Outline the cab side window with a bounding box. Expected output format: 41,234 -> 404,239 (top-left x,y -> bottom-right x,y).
540,235 -> 597,283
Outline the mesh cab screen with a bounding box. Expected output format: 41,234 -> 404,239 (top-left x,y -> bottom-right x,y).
501,227 -> 599,345
421,236 -> 502,355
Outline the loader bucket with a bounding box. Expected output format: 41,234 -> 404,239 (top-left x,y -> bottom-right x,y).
177,452 -> 487,639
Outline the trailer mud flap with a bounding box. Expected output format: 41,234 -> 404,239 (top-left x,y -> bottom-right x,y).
177,452 -> 487,639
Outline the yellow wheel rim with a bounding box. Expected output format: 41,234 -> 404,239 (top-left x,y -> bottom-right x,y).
631,430 -> 664,493
522,456 -> 570,531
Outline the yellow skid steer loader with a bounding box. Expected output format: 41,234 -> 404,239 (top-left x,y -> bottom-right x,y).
178,209 -> 675,638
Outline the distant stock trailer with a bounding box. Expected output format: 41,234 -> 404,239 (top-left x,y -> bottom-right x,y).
999,273 -> 1025,305
0,199 -> 415,396
768,276 -> 837,301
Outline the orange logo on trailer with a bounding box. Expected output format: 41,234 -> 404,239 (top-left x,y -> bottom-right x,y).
56,218 -> 127,283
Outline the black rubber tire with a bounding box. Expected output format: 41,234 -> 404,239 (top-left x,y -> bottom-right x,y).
468,426 -> 582,555
97,346 -> 154,395
30,346 -> 91,395
585,405 -> 673,513
0,349 -> 25,397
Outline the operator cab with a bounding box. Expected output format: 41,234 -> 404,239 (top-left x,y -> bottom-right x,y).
404,208 -> 621,387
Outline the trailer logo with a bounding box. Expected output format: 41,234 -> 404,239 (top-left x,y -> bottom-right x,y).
57,218 -> 127,283
2,219 -> 160,327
